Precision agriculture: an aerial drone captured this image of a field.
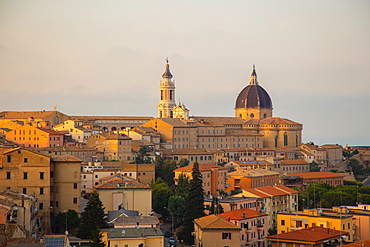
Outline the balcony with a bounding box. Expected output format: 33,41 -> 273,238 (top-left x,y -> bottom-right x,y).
257,224 -> 264,230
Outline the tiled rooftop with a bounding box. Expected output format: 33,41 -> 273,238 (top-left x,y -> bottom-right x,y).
194,214 -> 241,230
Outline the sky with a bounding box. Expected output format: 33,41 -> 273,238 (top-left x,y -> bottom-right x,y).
0,0 -> 369,146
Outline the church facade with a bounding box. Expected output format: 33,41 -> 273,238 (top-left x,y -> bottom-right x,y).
154,61 -> 302,149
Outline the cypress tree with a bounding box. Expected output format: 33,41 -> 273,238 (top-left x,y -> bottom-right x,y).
181,162 -> 204,244
77,190 -> 107,239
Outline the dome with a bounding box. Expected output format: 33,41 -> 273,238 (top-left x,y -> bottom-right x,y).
235,66 -> 272,109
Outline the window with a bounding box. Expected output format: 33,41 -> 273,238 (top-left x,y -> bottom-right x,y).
281,220 -> 285,226
40,172 -> 44,179
284,133 -> 288,146
6,172 -> 11,179
7,155 -> 12,163
23,188 -> 27,194
24,158 -> 28,163
55,201 -> 59,207
23,172 -> 28,179
40,188 -> 44,195
222,232 -> 231,239
74,183 -> 78,189
50,171 -> 54,178
73,198 -> 78,204
39,203 -> 44,210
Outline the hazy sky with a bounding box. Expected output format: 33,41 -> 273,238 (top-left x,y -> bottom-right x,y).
0,0 -> 369,146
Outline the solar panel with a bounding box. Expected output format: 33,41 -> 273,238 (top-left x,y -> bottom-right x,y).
43,236 -> 65,247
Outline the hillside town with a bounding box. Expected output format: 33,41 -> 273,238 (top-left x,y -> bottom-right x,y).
0,63 -> 369,247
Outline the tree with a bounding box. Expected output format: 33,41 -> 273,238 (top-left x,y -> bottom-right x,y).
151,178 -> 173,215
209,197 -> 224,215
307,182 -> 333,208
321,191 -> 353,207
309,161 -> 320,172
168,196 -> 185,224
175,173 -> 190,197
77,190 -> 107,239
181,162 -> 205,244
53,209 -> 80,234
348,159 -> 363,177
178,158 -> 189,168
155,156 -> 176,187
134,146 -> 152,164
89,228 -> 105,247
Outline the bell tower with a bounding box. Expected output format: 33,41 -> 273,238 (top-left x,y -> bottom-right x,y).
158,59 -> 176,118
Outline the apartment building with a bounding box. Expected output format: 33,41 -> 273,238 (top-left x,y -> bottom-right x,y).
234,185 -> 299,228
86,132 -> 133,162
95,175 -> 152,216
0,190 -> 39,238
0,147 -> 82,234
34,145 -> 104,162
194,214 -> 241,247
219,208 -> 269,247
6,125 -> 64,148
173,163 -> 228,196
277,208 -> 354,242
227,167 -> 280,192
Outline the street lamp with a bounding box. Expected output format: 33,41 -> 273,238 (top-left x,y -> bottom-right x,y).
164,207 -> 174,236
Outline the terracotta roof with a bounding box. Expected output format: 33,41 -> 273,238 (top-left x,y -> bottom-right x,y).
96,132 -> 131,140
228,168 -> 279,177
50,154 -> 82,162
288,172 -> 345,179
194,214 -> 241,230
241,188 -> 270,198
259,117 -> 301,125
218,208 -> 267,220
274,185 -> 299,194
158,118 -> 189,126
94,177 -> 150,190
281,160 -> 309,165
190,116 -> 247,125
240,185 -> 298,198
320,144 -> 343,149
34,146 -> 97,152
267,226 -> 347,243
343,240 -> 370,247
159,148 -> 220,155
113,216 -> 159,225
0,111 -> 63,119
39,128 -> 63,135
174,163 -> 227,173
255,186 -> 294,196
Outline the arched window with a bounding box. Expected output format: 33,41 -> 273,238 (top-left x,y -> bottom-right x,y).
54,116 -> 59,125
275,136 -> 278,147
284,133 -> 288,146
170,111 -> 173,118
160,90 -> 164,100
170,90 -> 173,100
159,111 -> 163,118
111,127 -> 117,131
263,113 -> 267,118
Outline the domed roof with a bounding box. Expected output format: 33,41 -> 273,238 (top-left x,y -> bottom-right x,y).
235,66 -> 273,109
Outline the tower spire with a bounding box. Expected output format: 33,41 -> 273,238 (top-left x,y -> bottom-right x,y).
162,58 -> 173,79
250,64 -> 258,85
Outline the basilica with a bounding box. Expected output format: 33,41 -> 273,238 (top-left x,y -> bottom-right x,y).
150,60 -> 303,149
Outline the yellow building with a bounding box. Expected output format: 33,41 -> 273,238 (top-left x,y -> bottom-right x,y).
50,154 -> 82,215
0,110 -> 70,127
0,147 -> 52,233
6,124 -> 64,148
0,147 -> 82,234
101,227 -> 164,247
235,185 -> 299,229
94,175 -> 152,216
194,214 -> 241,247
86,132 -> 133,162
277,208 -> 354,242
